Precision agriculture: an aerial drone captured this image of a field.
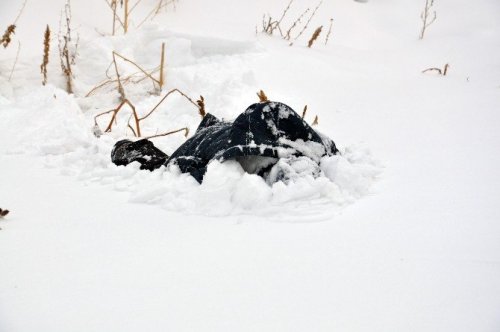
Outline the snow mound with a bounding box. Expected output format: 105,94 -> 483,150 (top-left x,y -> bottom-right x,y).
42,137 -> 381,221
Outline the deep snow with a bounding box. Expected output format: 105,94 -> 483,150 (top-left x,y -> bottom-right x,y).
1,0 -> 500,331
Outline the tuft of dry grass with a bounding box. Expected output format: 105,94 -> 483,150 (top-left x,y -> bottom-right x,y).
197,96 -> 206,117
307,25 -> 322,48
41,25 -> 51,85
1,25 -> 16,48
257,90 -> 269,102
311,115 -> 319,126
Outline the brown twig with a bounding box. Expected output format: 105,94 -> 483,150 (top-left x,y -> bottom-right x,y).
144,127 -> 189,140
139,88 -> 200,121
422,63 -> 449,76
113,51 -> 161,87
301,105 -> 307,119
443,63 -> 449,76
94,99 -> 141,136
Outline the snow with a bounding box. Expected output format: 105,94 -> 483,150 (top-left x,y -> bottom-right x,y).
1,0 -> 500,331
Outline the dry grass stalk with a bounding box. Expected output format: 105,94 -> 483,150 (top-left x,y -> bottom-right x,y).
443,63 -> 449,76
1,25 -> 16,48
41,25 -> 51,85
8,41 -> 21,81
290,0 -> 323,46
301,105 -> 307,119
419,0 -> 436,40
124,0 -> 129,33
284,8 -> 310,40
58,0 -> 77,94
262,0 -> 294,37
312,115 -> 319,126
1,0 -> 27,49
112,52 -> 126,100
94,89 -> 201,137
94,99 -> 141,136
140,88 -> 202,122
257,90 -> 269,102
85,68 -> 157,97
138,0 -> 176,28
308,25 -> 322,48
145,127 -> 189,140
422,63 -> 449,76
159,42 -> 165,90
113,51 -> 161,91
111,0 -> 119,35
325,18 -> 333,45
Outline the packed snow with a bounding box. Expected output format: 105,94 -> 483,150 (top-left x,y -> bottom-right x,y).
1,0 -> 500,331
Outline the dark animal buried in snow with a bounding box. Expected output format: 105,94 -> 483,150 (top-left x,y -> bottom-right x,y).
111,101 -> 338,184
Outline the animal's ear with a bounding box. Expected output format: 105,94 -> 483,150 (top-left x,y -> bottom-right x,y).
0,209 -> 9,217
195,113 -> 221,132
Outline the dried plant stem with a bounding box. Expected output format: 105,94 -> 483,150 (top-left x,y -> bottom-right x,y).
285,8 -> 310,40
159,42 -> 165,90
41,25 -> 50,85
85,66 -> 159,97
443,63 -> 449,76
58,0 -> 76,94
13,0 -> 28,25
111,0 -> 118,35
290,0 -> 323,46
112,52 -> 126,100
277,0 -> 294,30
308,25 -> 322,48
312,115 -> 319,126
422,63 -> 449,76
419,0 -> 436,40
8,41 -> 21,81
113,51 -> 161,87
301,105 -> 307,119
94,99 -> 141,136
140,88 -> 200,121
325,18 -> 333,45
144,127 -> 189,140
123,0 -> 129,33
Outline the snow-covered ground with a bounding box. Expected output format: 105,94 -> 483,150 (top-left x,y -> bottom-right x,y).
1,0 -> 500,331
